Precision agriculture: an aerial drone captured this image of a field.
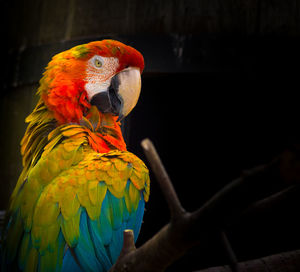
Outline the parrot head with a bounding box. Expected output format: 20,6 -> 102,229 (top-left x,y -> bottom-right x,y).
39,40 -> 144,124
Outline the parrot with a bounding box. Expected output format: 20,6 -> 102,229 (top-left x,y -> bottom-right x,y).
1,40 -> 150,272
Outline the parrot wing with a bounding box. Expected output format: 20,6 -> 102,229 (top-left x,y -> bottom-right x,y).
2,136 -> 150,272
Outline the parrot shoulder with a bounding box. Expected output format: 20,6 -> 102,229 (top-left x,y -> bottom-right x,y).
3,143 -> 150,272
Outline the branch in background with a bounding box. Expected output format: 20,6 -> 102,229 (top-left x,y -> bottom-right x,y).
109,139 -> 300,272
238,185 -> 300,220
196,249 -> 300,272
116,230 -> 136,260
219,231 -> 239,272
141,139 -> 185,219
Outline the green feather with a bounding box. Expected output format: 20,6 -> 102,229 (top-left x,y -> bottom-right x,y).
61,208 -> 81,247
72,45 -> 89,59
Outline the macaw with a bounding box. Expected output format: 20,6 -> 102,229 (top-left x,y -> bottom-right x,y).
1,40 -> 150,272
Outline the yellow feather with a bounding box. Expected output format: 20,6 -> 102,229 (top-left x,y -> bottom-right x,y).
124,186 -> 132,213
71,147 -> 85,165
61,127 -> 85,137
129,182 -> 141,211
62,146 -> 75,160
76,183 -> 90,207
43,134 -> 63,157
112,158 -> 128,171
24,247 -> 38,272
77,173 -> 88,185
97,161 -> 111,171
87,163 -> 95,171
33,196 -> 59,227
88,181 -> 98,205
59,186 -> 80,220
62,127 -> 84,137
47,157 -> 60,177
30,137 -> 48,166
39,164 -> 52,185
85,205 -> 100,220
108,185 -> 125,198
61,210 -> 81,247
88,181 -> 107,206
110,177 -> 127,196
20,178 -> 42,231
60,125 -> 83,131
129,172 -> 144,190
18,232 -> 30,269
96,170 -> 113,185
107,164 -> 119,178
39,223 -> 60,253
5,214 -> 23,261
83,181 -> 107,219
119,152 -> 133,162
143,175 -> 150,202
85,169 -> 96,181
47,126 -> 61,141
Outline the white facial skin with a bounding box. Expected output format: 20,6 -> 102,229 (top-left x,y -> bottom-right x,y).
84,54 -> 142,118
85,55 -> 119,101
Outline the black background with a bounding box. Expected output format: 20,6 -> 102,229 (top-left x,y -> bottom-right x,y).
1,0 -> 300,271
128,74 -> 300,271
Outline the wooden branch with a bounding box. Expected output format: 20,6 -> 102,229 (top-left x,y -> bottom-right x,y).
117,230 -> 136,259
220,231 -> 239,272
109,139 -> 300,272
141,138 -> 185,219
237,185 -> 300,221
195,249 -> 300,272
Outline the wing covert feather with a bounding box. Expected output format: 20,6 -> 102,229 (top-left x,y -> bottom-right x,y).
3,144 -> 149,272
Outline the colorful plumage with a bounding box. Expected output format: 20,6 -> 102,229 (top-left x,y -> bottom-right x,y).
1,40 -> 150,272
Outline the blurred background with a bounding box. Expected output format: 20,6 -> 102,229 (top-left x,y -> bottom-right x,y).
1,0 -> 300,271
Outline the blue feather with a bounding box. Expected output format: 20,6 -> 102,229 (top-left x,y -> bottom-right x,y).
98,196 -> 112,246
39,230 -> 65,272
104,191 -> 125,263
107,192 -> 123,230
63,186 -> 146,272
62,248 -> 83,272
87,219 -> 112,271
74,209 -> 104,272
133,196 -> 145,242
125,194 -> 145,242
122,198 -> 130,222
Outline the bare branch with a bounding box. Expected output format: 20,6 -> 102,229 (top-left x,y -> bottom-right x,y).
141,138 -> 185,219
195,249 -> 300,272
118,230 -> 136,259
110,139 -> 300,272
220,231 -> 239,272
238,185 -> 300,220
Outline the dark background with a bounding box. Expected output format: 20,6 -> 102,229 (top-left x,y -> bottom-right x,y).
1,0 -> 300,271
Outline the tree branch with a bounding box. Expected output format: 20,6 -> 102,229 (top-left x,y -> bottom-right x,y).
195,249 -> 300,272
219,231 -> 239,272
109,139 -> 300,272
141,138 -> 185,219
238,185 -> 300,220
117,230 -> 136,259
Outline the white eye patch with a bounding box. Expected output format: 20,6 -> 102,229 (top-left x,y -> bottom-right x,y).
85,56 -> 119,100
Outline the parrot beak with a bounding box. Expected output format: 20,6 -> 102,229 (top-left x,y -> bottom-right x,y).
90,67 -> 141,121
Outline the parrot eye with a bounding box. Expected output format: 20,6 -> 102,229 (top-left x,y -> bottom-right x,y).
94,57 -> 103,68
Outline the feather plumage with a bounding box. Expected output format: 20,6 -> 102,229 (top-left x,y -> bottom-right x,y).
1,40 -> 148,272
2,106 -> 149,272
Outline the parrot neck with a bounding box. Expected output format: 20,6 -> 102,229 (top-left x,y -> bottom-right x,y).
14,102 -> 126,203
78,106 -> 127,153
21,101 -> 126,172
